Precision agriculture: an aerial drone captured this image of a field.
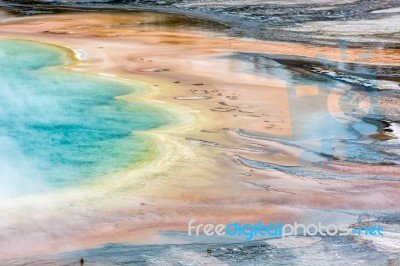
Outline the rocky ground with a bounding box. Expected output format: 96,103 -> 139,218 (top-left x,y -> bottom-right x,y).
1,0 -> 400,47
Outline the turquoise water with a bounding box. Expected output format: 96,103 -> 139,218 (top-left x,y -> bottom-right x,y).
0,40 -> 169,198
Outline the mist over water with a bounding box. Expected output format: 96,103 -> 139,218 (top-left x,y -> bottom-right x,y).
0,40 -> 167,199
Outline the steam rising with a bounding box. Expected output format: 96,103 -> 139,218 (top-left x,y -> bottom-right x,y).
0,40 -> 167,199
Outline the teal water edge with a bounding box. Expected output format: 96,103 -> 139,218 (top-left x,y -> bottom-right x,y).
0,39 -> 169,199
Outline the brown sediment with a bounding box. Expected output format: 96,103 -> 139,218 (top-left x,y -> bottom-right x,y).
175,96 -> 212,100
0,11 -> 399,259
